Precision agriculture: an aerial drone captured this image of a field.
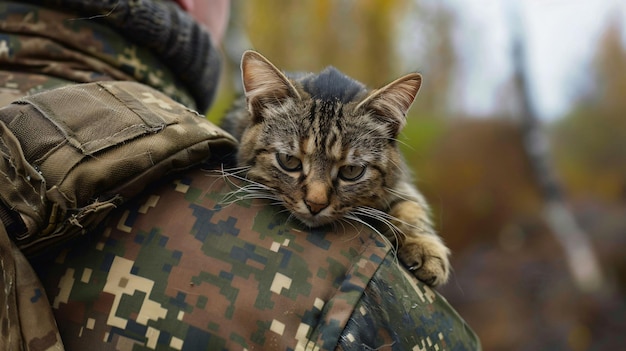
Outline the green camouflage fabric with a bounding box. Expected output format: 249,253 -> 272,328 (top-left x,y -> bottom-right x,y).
0,1 -> 481,350
34,168 -> 480,351
0,1 -> 198,110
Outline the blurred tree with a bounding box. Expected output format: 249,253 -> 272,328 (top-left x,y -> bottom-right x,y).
239,0 -> 405,86
212,0 -> 417,121
508,7 -> 606,293
398,3 -> 457,117
552,21 -> 626,203
592,21 -> 626,113
231,0 -> 460,91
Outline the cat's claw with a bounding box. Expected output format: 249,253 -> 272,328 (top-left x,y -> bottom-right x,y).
398,235 -> 450,287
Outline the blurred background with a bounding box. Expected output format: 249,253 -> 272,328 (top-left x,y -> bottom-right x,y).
208,0 -> 626,350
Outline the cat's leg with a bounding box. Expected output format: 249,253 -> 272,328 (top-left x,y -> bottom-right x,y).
388,200 -> 450,286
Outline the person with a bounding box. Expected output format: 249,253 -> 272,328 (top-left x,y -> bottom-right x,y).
0,1 -> 481,350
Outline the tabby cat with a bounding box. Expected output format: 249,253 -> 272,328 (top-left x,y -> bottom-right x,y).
221,51 -> 450,286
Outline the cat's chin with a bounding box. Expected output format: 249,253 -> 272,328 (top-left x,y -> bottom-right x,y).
293,213 -> 336,228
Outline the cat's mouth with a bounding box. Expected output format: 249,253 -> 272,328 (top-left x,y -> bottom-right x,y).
295,214 -> 334,228
291,203 -> 336,228
296,214 -> 334,228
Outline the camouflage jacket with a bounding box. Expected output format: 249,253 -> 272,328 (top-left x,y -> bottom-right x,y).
0,1 -> 480,350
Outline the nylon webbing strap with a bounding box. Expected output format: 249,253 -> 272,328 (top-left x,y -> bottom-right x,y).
0,201 -> 28,239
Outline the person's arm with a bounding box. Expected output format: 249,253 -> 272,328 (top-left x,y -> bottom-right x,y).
34,166 -> 480,350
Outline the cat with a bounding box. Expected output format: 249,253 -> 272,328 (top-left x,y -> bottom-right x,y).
221,50 -> 450,286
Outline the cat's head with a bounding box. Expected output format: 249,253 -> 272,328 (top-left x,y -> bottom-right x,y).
236,50 -> 421,227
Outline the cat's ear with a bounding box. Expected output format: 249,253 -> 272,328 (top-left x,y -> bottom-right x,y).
241,50 -> 301,122
356,73 -> 422,136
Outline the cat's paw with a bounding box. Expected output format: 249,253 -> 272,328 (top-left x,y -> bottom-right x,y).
397,234 -> 450,287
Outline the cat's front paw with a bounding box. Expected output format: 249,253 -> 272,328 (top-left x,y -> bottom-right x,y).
397,234 -> 450,287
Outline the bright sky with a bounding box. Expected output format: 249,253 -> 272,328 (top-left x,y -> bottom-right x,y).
415,0 -> 626,120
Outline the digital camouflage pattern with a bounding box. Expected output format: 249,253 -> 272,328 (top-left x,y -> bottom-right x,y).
0,1 -> 480,350
35,169 -> 480,351
0,1 -> 199,110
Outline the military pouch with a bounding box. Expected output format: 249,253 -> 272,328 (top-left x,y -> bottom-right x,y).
0,81 -> 237,256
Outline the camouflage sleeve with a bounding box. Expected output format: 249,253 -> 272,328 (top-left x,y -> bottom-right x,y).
34,167 -> 480,351
0,1 -> 204,110
0,223 -> 65,350
338,260 -> 481,350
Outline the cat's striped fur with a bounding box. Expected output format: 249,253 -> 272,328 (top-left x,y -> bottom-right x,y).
222,51 -> 450,286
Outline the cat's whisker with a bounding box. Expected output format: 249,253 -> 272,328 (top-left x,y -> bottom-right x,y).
220,165 -> 251,174
394,135 -> 414,150
215,168 -> 287,209
205,164 -> 251,178
236,184 -> 273,194
223,175 -> 273,194
215,171 -> 249,192
225,185 -> 278,199
199,164 -> 247,192
358,206 -> 431,234
232,192 -> 279,202
352,207 -> 403,238
283,211 -> 301,226
385,187 -> 414,201
387,156 -> 405,172
343,214 -> 400,263
343,213 -> 383,237
275,207 -> 292,215
221,170 -> 254,185
336,218 -> 364,241
352,206 -> 434,253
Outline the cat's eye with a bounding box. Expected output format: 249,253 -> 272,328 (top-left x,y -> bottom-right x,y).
339,165 -> 366,181
276,153 -> 302,172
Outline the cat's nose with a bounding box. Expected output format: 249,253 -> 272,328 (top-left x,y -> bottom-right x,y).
305,199 -> 329,215
305,182 -> 330,215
